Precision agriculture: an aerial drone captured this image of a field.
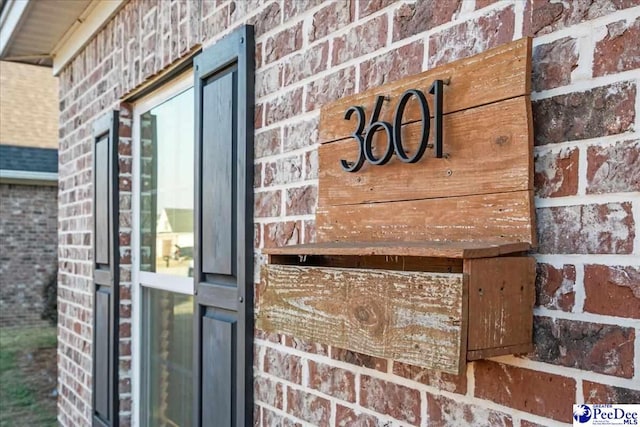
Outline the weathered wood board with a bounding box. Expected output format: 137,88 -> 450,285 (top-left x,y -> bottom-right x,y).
264,240 -> 531,259
317,190 -> 536,245
319,38 -> 531,144
464,257 -> 535,354
315,38 -> 535,248
269,253 -> 464,273
319,97 -> 533,206
257,265 -> 468,374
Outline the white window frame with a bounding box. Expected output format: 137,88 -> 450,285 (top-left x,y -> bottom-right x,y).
131,71 -> 194,427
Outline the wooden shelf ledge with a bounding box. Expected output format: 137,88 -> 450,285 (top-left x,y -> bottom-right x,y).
262,240 -> 531,259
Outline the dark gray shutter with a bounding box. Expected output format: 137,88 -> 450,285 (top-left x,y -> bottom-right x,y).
92,111 -> 119,427
193,25 -> 254,427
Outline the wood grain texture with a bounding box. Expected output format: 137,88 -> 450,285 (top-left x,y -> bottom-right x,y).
467,343 -> 533,360
95,136 -> 109,265
319,38 -> 531,144
202,315 -> 235,425
202,71 -> 235,276
464,257 -> 535,352
257,265 -> 467,374
94,289 -> 111,419
269,254 -> 464,273
263,240 -> 531,259
316,190 -> 536,245
319,96 -> 532,206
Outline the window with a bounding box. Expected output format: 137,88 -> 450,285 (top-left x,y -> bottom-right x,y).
132,72 -> 194,427
141,287 -> 193,426
139,85 -> 194,280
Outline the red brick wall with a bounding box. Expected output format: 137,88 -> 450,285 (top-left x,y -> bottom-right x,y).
0,183 -> 58,327
56,1 -> 640,426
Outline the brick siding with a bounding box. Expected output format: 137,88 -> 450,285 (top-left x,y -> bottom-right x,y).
0,61 -> 59,149
56,1 -> 640,426
0,183 -> 58,327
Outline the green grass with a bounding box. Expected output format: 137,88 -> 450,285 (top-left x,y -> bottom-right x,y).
0,327 -> 57,351
0,327 -> 58,427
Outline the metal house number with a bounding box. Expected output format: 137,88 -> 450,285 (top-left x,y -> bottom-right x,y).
340,79 -> 445,173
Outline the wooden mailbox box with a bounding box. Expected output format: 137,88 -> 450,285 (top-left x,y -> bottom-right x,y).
256,38 -> 536,375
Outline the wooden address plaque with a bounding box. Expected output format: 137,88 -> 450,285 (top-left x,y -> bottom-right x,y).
257,38 -> 536,375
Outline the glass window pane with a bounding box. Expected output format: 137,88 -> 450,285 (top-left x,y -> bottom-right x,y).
139,87 -> 194,277
142,287 -> 194,427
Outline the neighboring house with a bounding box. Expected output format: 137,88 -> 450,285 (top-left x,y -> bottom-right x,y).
0,61 -> 59,327
1,1 -> 639,427
157,207 -> 194,256
0,61 -> 59,147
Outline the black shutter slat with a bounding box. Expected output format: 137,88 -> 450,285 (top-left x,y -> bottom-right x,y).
92,111 -> 119,427
194,25 -> 254,427
202,314 -> 236,425
202,70 -> 235,276
95,137 -> 110,265
94,289 -> 110,417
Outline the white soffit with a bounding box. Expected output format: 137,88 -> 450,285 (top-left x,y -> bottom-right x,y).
0,0 -> 32,58
51,0 -> 126,76
0,0 -> 92,66
0,0 -> 125,73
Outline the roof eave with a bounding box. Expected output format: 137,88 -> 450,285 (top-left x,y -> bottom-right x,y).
0,0 -> 126,75
0,0 -> 32,57
51,0 -> 126,76
0,169 -> 58,186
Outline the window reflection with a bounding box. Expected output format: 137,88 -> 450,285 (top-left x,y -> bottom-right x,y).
139,87 -> 194,277
142,287 -> 193,427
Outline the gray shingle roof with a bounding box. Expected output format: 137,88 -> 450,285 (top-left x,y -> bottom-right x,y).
0,145 -> 58,173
